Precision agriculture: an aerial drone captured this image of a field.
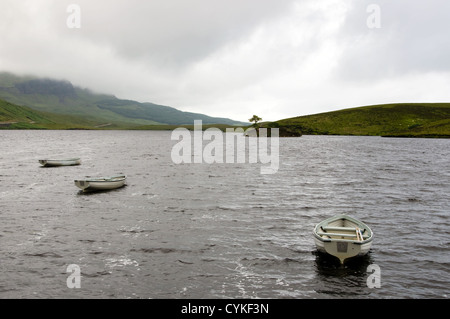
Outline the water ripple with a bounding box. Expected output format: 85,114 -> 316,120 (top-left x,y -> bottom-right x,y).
0,131 -> 448,299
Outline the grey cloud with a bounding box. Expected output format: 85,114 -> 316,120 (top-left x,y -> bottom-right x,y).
335,0 -> 450,82
58,0 -> 296,68
2,0 -> 450,121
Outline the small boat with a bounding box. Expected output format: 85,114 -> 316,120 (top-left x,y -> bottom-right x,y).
74,175 -> 127,192
313,214 -> 373,264
39,158 -> 81,167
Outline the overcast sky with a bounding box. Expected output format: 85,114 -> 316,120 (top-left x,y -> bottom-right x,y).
1,0 -> 450,122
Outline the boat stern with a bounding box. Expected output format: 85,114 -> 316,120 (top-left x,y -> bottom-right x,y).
323,241 -> 362,264
74,180 -> 90,191
39,160 -> 48,166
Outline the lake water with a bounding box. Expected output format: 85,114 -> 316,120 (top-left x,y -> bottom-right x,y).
0,130 -> 449,299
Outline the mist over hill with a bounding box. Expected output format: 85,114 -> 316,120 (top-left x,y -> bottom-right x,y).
0,72 -> 247,127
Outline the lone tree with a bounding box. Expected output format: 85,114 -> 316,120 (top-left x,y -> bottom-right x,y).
249,115 -> 262,127
248,115 -> 263,136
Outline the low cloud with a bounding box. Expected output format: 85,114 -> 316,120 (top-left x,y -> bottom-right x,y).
1,0 -> 450,122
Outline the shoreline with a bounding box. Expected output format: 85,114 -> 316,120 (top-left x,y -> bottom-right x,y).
1,126 -> 449,138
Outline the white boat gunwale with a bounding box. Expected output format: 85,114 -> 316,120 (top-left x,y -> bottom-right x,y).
76,175 -> 126,183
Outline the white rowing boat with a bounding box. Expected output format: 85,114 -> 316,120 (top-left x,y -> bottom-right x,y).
313,214 -> 373,264
39,158 -> 81,167
74,175 -> 127,192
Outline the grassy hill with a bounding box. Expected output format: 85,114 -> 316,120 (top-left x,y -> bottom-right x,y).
0,72 -> 247,127
0,97 -> 246,131
0,98 -> 110,129
265,103 -> 450,138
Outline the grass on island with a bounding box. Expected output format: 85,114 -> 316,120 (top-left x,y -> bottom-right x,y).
265,103 -> 450,138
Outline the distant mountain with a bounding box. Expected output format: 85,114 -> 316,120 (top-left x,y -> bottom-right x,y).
0,72 -> 247,127
264,103 -> 450,138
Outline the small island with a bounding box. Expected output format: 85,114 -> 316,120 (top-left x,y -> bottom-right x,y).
260,103 -> 450,138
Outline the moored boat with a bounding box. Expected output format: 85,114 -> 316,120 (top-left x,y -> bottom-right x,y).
74,175 -> 127,192
39,158 -> 81,167
313,214 -> 373,264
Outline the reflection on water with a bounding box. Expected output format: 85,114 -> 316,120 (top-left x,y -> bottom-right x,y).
76,185 -> 128,196
313,251 -> 376,297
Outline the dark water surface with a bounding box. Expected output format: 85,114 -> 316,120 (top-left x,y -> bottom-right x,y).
0,130 -> 448,299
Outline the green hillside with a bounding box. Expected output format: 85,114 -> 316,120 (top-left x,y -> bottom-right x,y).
265,103 -> 450,138
0,98 -> 110,129
0,72 -> 246,127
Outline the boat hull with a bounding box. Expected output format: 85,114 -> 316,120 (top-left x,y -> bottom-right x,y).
75,175 -> 126,192
39,158 -> 81,167
313,215 -> 373,264
314,236 -> 372,261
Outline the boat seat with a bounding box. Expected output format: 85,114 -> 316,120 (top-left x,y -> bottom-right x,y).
317,232 -> 357,238
322,226 -> 358,231
317,231 -> 370,239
